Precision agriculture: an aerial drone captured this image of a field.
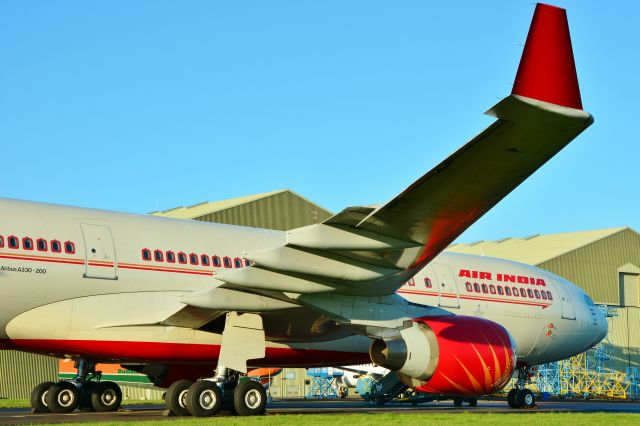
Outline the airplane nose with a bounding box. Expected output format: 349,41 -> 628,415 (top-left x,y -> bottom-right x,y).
592,307 -> 608,346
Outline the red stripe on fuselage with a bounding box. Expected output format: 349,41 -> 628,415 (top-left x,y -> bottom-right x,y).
0,253 -> 83,266
7,339 -> 370,367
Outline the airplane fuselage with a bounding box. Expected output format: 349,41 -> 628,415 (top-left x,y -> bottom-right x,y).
0,198 -> 606,368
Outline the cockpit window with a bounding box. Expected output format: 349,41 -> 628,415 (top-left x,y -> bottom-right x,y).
584,294 -> 595,306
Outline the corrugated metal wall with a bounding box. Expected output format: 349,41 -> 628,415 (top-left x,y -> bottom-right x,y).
538,228 -> 640,305
267,368 -> 309,398
0,351 -> 57,399
195,191 -> 332,231
120,384 -> 164,400
604,307 -> 640,373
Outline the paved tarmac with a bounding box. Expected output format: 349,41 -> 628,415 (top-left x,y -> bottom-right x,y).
0,399 -> 638,424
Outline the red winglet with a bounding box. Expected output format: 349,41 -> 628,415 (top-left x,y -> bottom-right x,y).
512,3 -> 583,110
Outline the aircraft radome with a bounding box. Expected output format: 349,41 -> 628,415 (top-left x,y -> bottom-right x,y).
0,2 -> 606,416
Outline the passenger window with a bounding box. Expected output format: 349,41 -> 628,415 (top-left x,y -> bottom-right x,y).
481,284 -> 488,294
244,259 -> 251,267
51,240 -> 62,253
505,286 -> 512,296
547,291 -> 553,300
527,289 -> 533,298
141,249 -> 151,261
8,236 -> 19,249
154,250 -> 164,262
489,285 -> 496,294
473,283 -> 480,292
466,282 -> 473,292
223,256 -> 232,268
189,253 -> 199,265
512,287 -> 519,297
424,277 -> 432,288
178,252 -> 187,264
22,237 -> 34,250
534,289 -> 541,299
212,256 -> 221,267
497,285 -> 504,295
541,291 -> 548,300
37,238 -> 47,251
0,235 -> 3,248
201,255 -> 210,266
64,241 -> 75,254
166,251 -> 176,263
234,258 -> 243,268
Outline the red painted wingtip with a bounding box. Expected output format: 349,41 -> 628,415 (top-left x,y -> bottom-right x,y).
512,3 -> 583,110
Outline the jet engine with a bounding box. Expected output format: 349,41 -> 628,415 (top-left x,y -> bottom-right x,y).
369,315 -> 515,396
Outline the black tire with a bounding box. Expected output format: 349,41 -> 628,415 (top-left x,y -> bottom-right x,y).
233,380 -> 267,416
516,389 -> 536,409
30,381 -> 54,413
91,381 -> 122,412
453,397 -> 463,407
186,381 -> 222,417
507,389 -> 519,408
46,381 -> 80,413
467,397 -> 478,407
165,380 -> 193,416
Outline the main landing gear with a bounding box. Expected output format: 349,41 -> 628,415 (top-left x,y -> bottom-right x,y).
507,366 -> 536,409
164,367 -> 267,417
30,360 -> 122,414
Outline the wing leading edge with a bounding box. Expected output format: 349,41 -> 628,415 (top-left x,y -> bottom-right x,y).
214,3 -> 593,299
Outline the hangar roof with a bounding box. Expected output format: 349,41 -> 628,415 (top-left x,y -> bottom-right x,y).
447,227 -> 630,265
149,189 -> 326,220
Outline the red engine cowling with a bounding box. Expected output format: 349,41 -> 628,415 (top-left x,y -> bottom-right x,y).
370,315 -> 515,396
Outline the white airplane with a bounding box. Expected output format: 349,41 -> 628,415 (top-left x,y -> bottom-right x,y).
0,2 -> 606,417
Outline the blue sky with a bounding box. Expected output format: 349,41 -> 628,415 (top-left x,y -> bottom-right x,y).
1,1 -> 637,243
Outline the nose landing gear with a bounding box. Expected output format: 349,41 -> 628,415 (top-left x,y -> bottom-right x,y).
507,366 -> 537,409
30,360 -> 122,414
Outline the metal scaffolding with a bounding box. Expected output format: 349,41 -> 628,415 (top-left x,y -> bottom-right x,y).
534,305 -> 638,400
306,368 -> 344,399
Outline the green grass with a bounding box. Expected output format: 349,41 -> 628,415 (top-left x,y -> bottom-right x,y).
44,413 -> 640,426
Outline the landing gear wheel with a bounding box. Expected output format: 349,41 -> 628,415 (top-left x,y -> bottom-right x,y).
91,381 -> 122,412
30,381 -> 54,413
516,389 -> 536,409
186,381 -> 222,417
467,397 -> 478,407
78,382 -> 97,411
507,389 -> 519,408
233,380 -> 267,416
453,397 -> 463,407
165,380 -> 193,416
46,381 -> 80,413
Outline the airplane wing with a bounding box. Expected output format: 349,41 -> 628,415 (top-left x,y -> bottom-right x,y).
211,4 -> 593,300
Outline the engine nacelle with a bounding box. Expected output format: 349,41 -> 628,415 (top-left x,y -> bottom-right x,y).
369,315 -> 516,396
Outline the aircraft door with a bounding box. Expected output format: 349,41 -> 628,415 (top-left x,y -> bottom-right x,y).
80,224 -> 118,280
432,263 -> 460,308
552,280 -> 576,320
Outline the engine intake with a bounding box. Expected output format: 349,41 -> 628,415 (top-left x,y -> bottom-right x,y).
369,315 -> 516,396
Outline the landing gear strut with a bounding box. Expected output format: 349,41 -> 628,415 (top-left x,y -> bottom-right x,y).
165,366 -> 267,417
507,366 -> 536,409
30,359 -> 122,414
